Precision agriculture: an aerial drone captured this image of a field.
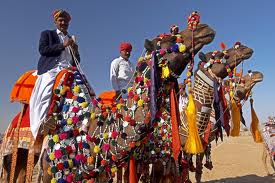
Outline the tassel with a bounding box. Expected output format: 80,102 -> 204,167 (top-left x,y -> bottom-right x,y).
184,93 -> 204,154
230,100 -> 241,136
129,157 -> 138,183
220,86 -> 230,136
250,99 -> 263,143
170,85 -> 181,160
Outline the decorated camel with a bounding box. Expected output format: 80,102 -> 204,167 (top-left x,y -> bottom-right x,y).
1,13 -> 216,183
179,66 -> 263,181
261,117 -> 275,175
176,43 -> 254,182
39,24 -> 215,183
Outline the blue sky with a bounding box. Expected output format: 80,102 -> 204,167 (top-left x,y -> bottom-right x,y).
0,1 -> 274,131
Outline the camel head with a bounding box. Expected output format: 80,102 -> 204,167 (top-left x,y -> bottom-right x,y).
199,42 -> 254,79
233,71 -> 263,101
143,23 -> 215,78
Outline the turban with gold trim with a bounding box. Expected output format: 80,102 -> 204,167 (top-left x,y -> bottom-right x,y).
52,9 -> 71,21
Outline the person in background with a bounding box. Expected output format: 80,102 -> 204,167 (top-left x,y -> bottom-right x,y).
110,42 -> 134,97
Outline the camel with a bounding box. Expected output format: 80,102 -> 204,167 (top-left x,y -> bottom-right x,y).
261,117 -> 275,175
177,44 -> 254,182
34,22 -> 216,183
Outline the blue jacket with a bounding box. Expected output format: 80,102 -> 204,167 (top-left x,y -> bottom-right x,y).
37,30 -> 80,75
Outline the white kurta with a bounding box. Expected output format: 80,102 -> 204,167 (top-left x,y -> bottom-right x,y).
30,29 -> 73,138
110,56 -> 134,91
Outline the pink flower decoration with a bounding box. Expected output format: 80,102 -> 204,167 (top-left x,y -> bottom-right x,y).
111,131 -> 118,138
59,132 -> 68,140
102,144 -> 110,151
159,49 -> 166,56
54,149 -> 62,159
72,107 -> 79,113
72,116 -> 79,124
128,91 -> 134,98
75,154 -> 82,161
66,174 -> 73,182
86,134 -> 92,142
92,99 -> 98,106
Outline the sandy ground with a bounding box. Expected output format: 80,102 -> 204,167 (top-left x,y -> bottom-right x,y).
189,134 -> 275,183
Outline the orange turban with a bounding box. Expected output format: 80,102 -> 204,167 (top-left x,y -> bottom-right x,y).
52,9 -> 71,21
120,42 -> 132,52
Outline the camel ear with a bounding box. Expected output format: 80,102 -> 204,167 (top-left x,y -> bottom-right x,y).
199,52 -> 206,61
144,39 -> 154,52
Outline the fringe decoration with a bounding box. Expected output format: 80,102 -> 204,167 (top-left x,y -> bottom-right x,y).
9,104 -> 27,183
184,93 -> 204,154
250,99 -> 263,143
170,85 -> 181,160
230,100 -> 241,136
129,157 -> 138,183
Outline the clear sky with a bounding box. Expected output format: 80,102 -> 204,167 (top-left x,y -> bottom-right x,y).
0,1 -> 274,131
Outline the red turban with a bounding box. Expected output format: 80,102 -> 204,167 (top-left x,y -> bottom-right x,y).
52,9 -> 71,21
120,42 -> 132,52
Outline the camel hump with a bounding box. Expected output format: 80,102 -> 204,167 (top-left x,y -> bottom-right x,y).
10,70 -> 38,104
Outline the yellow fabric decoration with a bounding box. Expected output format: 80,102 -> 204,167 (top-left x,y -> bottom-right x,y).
47,167 -> 52,175
80,102 -> 88,108
230,100 -> 241,136
184,93 -> 204,154
67,118 -> 73,125
250,99 -> 263,143
111,167 -> 118,173
73,85 -> 80,94
51,178 -> 57,183
103,133 -> 109,139
116,103 -> 122,110
161,65 -> 170,78
94,146 -> 101,153
52,135 -> 59,143
179,44 -> 186,53
138,57 -> 144,62
137,99 -> 144,107
49,153 -> 55,161
68,159 -> 73,168
90,112 -> 96,120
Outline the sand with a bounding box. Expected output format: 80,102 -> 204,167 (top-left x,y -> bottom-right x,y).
189,134 -> 275,183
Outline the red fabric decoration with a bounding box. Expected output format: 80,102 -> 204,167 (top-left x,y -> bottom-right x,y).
119,42 -> 132,52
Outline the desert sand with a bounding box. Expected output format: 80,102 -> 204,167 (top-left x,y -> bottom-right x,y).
189,134 -> 275,183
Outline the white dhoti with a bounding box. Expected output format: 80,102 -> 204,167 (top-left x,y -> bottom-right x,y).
30,67 -> 62,138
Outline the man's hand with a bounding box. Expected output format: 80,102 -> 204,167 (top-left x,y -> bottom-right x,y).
71,42 -> 79,51
63,38 -> 74,47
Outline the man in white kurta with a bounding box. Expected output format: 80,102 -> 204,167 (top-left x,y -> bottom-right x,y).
30,10 -> 79,138
110,42 -> 134,95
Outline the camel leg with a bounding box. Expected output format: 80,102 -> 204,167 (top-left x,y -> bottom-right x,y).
268,152 -> 275,173
262,145 -> 270,175
195,153 -> 204,183
42,150 -> 51,183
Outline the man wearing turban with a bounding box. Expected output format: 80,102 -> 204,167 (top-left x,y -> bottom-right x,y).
110,42 -> 134,96
29,9 -> 80,138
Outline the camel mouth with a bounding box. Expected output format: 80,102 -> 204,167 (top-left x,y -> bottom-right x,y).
196,29 -> 216,42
